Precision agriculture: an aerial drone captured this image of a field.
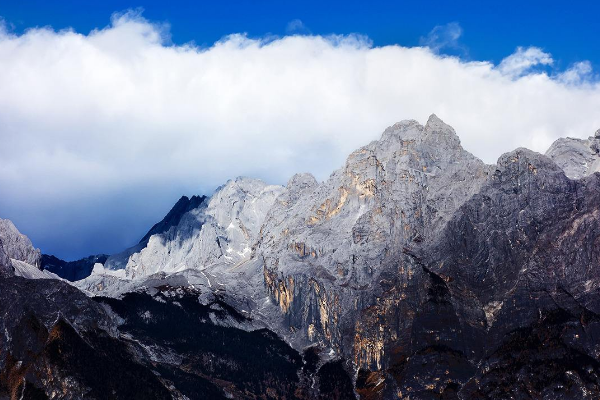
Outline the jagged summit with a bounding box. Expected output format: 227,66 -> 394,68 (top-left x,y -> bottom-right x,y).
91,176 -> 284,282
286,172 -> 318,190
380,118 -> 422,139
375,114 -> 463,164
499,147 -> 566,176
425,113 -> 449,130
0,218 -> 62,280
140,194 -> 206,244
381,114 -> 455,138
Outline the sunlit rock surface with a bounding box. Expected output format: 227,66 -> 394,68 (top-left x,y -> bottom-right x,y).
258,114 -> 491,361
100,177 -> 283,279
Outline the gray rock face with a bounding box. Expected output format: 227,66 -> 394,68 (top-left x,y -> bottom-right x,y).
1,275 -> 353,399
32,115 -> 600,399
0,218 -> 41,268
257,114 -> 491,358
0,238 -> 12,276
385,147 -> 600,398
101,177 -> 284,279
139,194 -> 206,244
546,131 -> 600,179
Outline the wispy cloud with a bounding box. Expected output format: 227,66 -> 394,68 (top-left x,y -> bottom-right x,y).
558,61 -> 595,85
286,19 -> 310,35
419,22 -> 464,53
498,46 -> 553,77
0,12 -> 599,258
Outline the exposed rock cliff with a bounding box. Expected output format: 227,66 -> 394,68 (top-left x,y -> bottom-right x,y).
139,195 -> 206,244
257,115 -> 491,361
0,218 -> 41,268
0,238 -> 12,277
0,277 -> 355,399
546,129 -> 600,179
360,148 -> 600,398
101,177 -> 284,278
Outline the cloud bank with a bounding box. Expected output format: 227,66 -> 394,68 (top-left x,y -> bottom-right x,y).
1,12 -> 599,258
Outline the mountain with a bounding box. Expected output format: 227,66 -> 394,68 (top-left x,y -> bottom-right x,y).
354,147 -> 600,398
0,218 -> 41,269
546,129 -> 600,179
39,196 -> 207,282
0,276 -> 355,399
139,195 -> 207,244
2,115 -> 600,399
40,254 -> 109,281
258,115 -> 491,354
99,177 -> 284,277
0,218 -> 59,279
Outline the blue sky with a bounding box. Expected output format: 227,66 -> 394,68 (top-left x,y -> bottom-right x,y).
2,0 -> 599,70
0,1 -> 599,260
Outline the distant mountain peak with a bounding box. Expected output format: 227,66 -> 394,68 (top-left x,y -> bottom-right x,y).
139,194 -> 207,244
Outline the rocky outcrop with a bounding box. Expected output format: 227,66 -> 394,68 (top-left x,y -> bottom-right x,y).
362,148 -> 600,398
257,115 -> 491,360
0,277 -> 355,399
0,238 -> 12,277
546,128 -> 600,179
0,218 -> 41,268
101,177 -> 284,278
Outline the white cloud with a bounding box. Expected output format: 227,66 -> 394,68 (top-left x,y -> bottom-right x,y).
419,22 -> 463,53
0,12 -> 599,257
559,61 -> 594,85
497,46 -> 553,77
286,19 -> 310,34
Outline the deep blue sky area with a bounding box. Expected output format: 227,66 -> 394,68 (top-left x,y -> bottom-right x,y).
1,0 -> 599,70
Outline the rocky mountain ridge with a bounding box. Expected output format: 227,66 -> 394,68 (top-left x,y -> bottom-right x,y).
2,115 -> 600,399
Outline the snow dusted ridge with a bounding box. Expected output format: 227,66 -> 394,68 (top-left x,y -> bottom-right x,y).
88,177 -> 284,283
11,259 -> 62,280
